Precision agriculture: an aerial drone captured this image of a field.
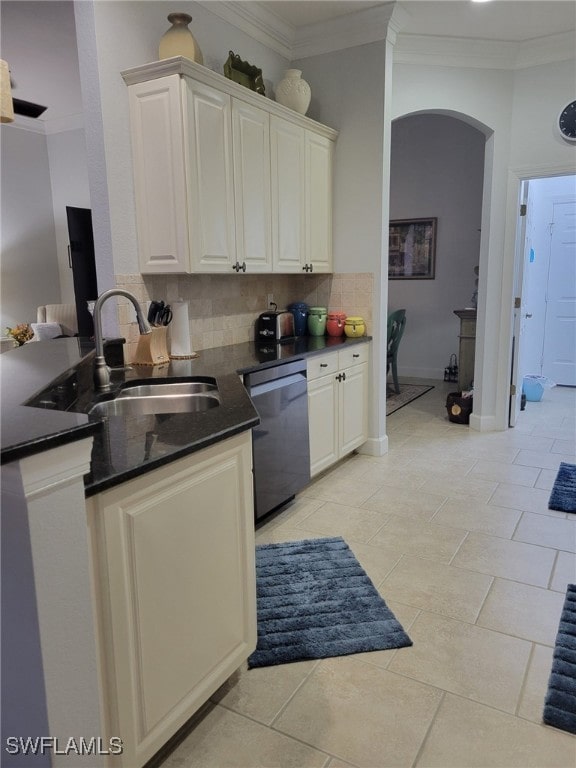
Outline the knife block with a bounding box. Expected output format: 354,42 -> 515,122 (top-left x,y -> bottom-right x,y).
132,326 -> 170,366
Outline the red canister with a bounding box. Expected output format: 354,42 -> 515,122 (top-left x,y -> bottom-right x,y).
326,311 -> 347,337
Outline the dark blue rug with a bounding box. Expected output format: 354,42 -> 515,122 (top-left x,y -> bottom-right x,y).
548,462 -> 576,513
248,536 -> 412,669
543,584 -> 576,734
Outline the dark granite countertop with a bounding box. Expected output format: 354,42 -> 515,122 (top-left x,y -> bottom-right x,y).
1,334 -> 370,496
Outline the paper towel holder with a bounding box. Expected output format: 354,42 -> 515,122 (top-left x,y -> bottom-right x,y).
169,299 -> 199,359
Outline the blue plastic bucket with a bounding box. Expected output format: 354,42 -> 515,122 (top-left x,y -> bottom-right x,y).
523,377 -> 544,402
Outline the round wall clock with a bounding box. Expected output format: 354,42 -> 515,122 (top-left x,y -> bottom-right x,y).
558,100 -> 576,141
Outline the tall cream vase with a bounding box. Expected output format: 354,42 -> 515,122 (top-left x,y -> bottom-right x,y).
159,13 -> 203,65
275,69 -> 311,115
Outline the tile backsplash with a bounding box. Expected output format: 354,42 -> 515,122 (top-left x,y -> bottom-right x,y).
115,272 -> 373,361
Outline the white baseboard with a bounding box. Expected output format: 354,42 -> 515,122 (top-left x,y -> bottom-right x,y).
358,435 -> 389,457
469,412 -> 498,432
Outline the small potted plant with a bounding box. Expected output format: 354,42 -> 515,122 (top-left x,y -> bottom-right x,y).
5,323 -> 34,346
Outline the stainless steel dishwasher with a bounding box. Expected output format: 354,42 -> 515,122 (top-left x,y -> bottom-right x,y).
244,359 -> 310,523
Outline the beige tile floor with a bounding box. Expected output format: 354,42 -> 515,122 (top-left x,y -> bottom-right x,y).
162,381 -> 576,768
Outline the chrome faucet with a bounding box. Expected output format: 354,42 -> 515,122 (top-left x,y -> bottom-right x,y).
93,288 -> 151,391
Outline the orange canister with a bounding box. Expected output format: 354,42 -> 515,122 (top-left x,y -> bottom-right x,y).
344,316 -> 366,338
326,311 -> 347,337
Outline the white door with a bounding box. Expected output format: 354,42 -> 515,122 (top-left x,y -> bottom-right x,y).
542,200 -> 576,385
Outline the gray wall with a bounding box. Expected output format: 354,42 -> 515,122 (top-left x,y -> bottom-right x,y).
1,127 -> 62,329
295,41 -> 388,276
389,113 -> 485,379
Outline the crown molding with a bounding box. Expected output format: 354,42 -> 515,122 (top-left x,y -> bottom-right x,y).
4,113 -> 46,134
393,30 -> 575,70
198,1 -> 294,59
200,1 -> 573,70
291,3 -> 396,60
514,31 -> 576,69
44,113 -> 84,135
3,112 -> 84,135
393,34 -> 519,70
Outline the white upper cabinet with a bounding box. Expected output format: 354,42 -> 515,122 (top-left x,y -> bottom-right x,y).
306,131 -> 333,273
123,59 -> 337,275
127,75 -> 188,273
271,117 -> 305,273
185,80 -> 236,272
232,101 -> 272,273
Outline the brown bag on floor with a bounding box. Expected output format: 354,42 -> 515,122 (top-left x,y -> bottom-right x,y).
446,392 -> 473,424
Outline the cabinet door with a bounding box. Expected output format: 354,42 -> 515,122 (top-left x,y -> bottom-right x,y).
308,373 -> 339,476
232,101 -> 272,273
339,362 -> 369,456
128,75 -> 189,273
184,80 -> 236,272
88,433 -> 256,768
306,131 -> 333,273
271,116 -> 305,273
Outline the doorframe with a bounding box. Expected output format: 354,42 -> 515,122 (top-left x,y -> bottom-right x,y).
505,163 -> 576,426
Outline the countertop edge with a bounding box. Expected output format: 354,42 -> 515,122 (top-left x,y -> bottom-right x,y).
84,414 -> 259,497
1,421 -> 102,466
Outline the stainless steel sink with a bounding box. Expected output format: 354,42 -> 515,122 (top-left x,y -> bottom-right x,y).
88,380 -> 220,417
117,382 -> 217,399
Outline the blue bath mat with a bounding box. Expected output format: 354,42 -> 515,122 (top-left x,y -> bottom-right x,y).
248,536 -> 412,668
548,463 -> 576,514
543,584 -> 576,734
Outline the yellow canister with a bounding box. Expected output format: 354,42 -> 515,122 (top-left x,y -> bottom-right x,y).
344,316 -> 366,338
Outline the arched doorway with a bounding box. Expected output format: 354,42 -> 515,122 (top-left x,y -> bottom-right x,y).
388,110 -> 490,415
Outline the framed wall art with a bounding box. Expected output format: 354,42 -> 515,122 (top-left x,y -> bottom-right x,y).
388,217 -> 437,279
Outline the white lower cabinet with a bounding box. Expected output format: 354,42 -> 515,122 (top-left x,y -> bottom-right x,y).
308,343 -> 369,477
86,431 -> 256,767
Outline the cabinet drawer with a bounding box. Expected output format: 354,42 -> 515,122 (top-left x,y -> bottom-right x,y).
339,344 -> 369,370
307,352 -> 338,380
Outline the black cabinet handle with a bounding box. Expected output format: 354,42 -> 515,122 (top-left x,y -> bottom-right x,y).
353,353 -> 360,358
320,363 -> 328,368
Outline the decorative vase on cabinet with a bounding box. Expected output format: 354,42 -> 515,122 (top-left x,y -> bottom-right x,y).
159,13 -> 203,64
275,69 -> 311,115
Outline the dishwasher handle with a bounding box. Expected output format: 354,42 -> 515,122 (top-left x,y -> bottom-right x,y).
244,358 -> 307,389
248,371 -> 307,398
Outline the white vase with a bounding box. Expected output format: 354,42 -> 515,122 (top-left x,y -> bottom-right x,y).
159,13 -> 203,65
275,69 -> 311,115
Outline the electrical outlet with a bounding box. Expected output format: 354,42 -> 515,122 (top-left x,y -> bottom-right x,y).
267,293 -> 274,307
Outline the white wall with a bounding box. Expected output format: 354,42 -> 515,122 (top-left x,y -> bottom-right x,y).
0,126 -> 62,329
510,61 -> 576,172
293,37 -> 391,452
389,113 -> 485,379
295,41 -> 387,277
